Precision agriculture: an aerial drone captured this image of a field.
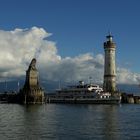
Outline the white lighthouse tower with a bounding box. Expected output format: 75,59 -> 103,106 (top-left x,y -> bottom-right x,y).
103,33 -> 116,92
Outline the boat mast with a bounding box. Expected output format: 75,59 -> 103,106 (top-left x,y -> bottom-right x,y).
17,81 -> 20,93
58,80 -> 61,90
5,80 -> 7,92
89,77 -> 92,84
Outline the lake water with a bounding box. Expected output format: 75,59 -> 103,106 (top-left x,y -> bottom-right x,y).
0,104 -> 140,140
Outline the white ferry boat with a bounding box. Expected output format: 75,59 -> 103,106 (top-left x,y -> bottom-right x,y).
46,81 -> 121,104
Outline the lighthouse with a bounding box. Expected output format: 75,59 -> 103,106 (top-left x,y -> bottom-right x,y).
103,33 -> 116,92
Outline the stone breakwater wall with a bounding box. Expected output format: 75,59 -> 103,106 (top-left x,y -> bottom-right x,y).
0,93 -> 19,103
121,93 -> 140,104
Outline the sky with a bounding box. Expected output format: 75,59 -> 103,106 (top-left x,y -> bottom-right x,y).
0,0 -> 140,88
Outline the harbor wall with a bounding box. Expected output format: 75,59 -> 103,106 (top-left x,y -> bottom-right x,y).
121,93 -> 140,104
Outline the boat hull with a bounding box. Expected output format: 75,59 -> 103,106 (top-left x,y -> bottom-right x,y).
46,97 -> 120,104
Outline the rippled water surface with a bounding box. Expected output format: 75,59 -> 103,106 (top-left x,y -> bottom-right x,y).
0,104 -> 140,140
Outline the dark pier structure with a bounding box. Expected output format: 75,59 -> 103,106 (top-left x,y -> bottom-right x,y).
19,58 -> 44,104
121,93 -> 140,104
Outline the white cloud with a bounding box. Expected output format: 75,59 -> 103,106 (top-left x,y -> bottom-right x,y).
40,53 -> 104,83
0,27 -> 54,79
117,68 -> 140,84
0,26 -> 139,85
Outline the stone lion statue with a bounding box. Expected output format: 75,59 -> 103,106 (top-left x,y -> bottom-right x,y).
29,58 -> 37,70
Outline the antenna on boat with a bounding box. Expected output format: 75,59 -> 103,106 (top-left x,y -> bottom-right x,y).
5,80 -> 7,92
89,77 -> 92,84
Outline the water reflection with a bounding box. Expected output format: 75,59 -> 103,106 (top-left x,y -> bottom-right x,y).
42,104 -> 122,140
0,104 -> 140,139
22,104 -> 46,139
101,105 -> 121,140
77,105 -> 122,140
